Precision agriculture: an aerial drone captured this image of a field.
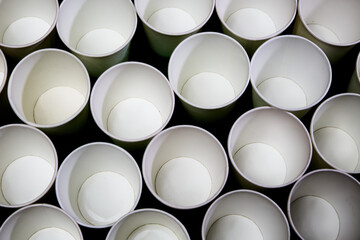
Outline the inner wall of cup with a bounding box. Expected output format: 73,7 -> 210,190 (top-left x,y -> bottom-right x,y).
312,95 -> 360,172
289,171 -> 360,239
0,50 -> 6,91
204,191 -> 288,240
0,0 -> 57,46
0,125 -> 56,206
58,0 -> 136,54
169,33 -> 249,107
0,205 -> 82,240
251,36 -> 330,108
57,144 -> 140,225
299,0 -> 360,44
229,108 -> 310,186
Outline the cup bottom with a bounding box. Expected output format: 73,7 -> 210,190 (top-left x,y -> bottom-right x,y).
256,76 -> 307,109
155,157 -> 212,207
2,156 -> 54,205
207,215 -> 263,240
127,223 -> 178,240
233,143 -> 287,186
107,98 -> 163,140
34,86 -> 85,125
77,171 -> 135,226
307,23 -> 340,44
147,8 -> 196,34
290,195 -> 340,240
314,127 -> 359,171
76,28 -> 126,55
181,72 -> 236,107
226,8 -> 276,38
28,227 -> 76,240
2,17 -> 50,46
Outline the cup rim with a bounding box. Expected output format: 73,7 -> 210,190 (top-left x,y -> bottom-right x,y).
215,0 -> 297,42
227,106 -> 312,189
0,203 -> 84,240
0,124 -> 58,209
250,34 -> 332,112
0,49 -> 8,93
142,124 -> 229,210
168,31 -> 250,110
57,0 -> 137,58
356,51 -> 360,81
201,189 -> 290,239
134,0 -> 215,36
106,208 -> 191,240
55,141 -> 143,229
7,48 -> 91,130
310,92 -> 360,174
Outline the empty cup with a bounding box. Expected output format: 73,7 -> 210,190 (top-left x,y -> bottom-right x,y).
0,49 -> 7,97
250,35 -> 332,118
56,142 -> 142,228
310,93 -> 360,174
134,0 -> 215,57
106,208 -> 190,240
294,0 -> 360,63
90,61 -> 174,150
0,124 -> 57,208
202,189 -> 290,240
288,169 -> 360,240
216,0 -> 297,55
0,0 -> 59,60
0,204 -> 83,240
143,125 -> 228,209
168,32 -> 250,122
57,0 -> 137,77
348,51 -> 360,93
7,48 -> 90,134
228,107 -> 312,190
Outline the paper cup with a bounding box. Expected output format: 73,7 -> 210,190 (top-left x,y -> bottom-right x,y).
0,49 -> 7,96
0,204 -> 83,240
91,61 -> 174,150
143,125 -> 228,209
0,0 -> 59,60
294,0 -> 360,63
202,190 -> 290,240
228,107 -> 312,190
106,208 -> 190,240
250,35 -> 332,118
310,93 -> 360,173
216,0 -> 297,55
56,142 -> 142,228
0,124 -> 57,208
288,169 -> 360,240
168,32 -> 250,122
134,0 -> 214,57
57,0 -> 137,77
7,48 -> 90,134
348,51 -> 360,93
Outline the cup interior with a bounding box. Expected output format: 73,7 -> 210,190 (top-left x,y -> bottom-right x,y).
0,50 -> 7,93
0,125 -> 57,207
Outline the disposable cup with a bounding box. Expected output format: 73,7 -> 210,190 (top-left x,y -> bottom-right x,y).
348,51 -> 360,93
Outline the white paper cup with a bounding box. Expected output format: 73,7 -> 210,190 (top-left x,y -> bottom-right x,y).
91,61 -> 175,150
0,0 -> 59,60
250,35 -> 332,118
134,0 -> 214,57
143,125 -> 228,209
228,107 -> 312,190
0,124 -> 57,208
202,190 -> 290,240
0,49 -> 7,107
216,0 -> 297,55
288,169 -> 360,240
348,51 -> 360,93
168,32 -> 250,122
310,93 -> 360,174
294,0 -> 360,63
106,208 -> 190,240
7,48 -> 90,134
57,0 -> 137,77
0,204 -> 83,240
56,142 -> 142,228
